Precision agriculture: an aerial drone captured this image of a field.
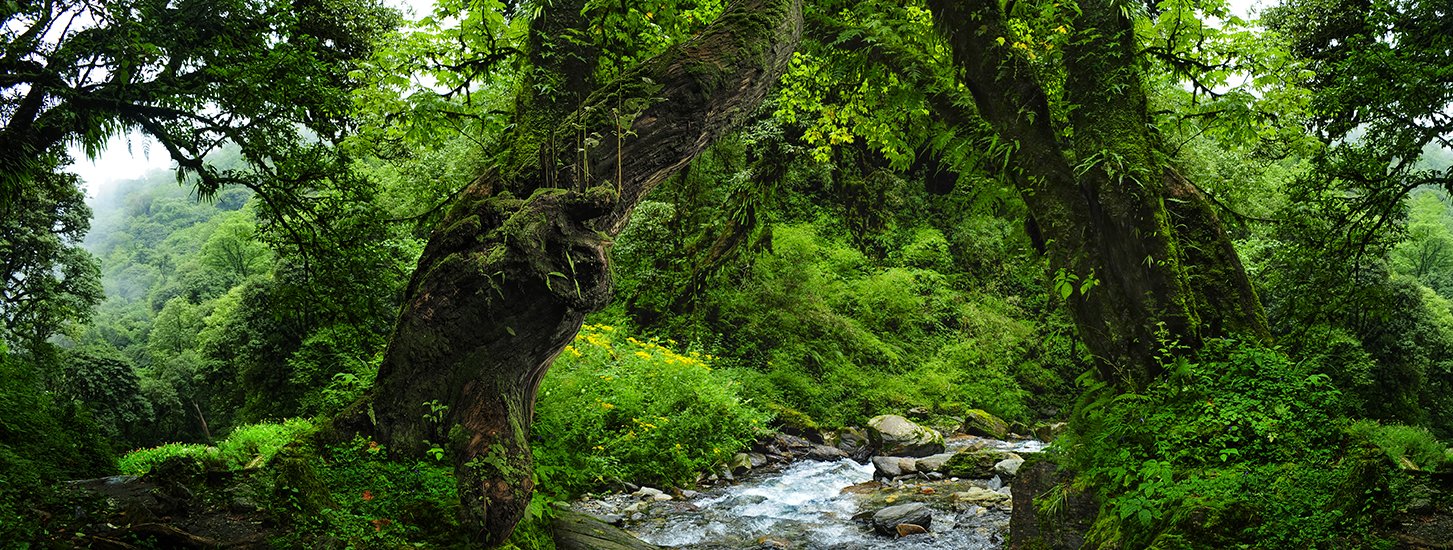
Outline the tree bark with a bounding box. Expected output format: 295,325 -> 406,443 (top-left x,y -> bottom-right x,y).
366,0 -> 803,544
925,0 -> 1271,387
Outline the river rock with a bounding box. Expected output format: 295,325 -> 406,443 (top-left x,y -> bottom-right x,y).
867,415 -> 945,457
755,433 -> 815,461
895,523 -> 928,537
835,427 -> 873,462
553,509 -> 660,550
952,487 -> 1009,504
633,487 -> 664,499
871,456 -> 915,479
806,445 -> 849,461
960,410 -> 1009,440
943,450 -> 1012,478
729,453 -> 753,474
995,458 -> 1026,478
871,502 -> 932,536
915,452 -> 957,473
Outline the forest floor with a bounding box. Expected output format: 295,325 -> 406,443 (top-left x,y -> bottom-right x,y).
50,471 -> 276,549
1378,510 -> 1453,550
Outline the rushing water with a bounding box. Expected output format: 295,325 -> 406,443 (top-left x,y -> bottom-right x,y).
622,438 -> 1047,550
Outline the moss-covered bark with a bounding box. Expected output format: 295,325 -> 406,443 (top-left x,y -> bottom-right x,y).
365,0 -> 804,545
926,0 -> 1271,389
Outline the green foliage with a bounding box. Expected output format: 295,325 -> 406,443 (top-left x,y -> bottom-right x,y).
533,324 -> 770,494
0,344 -> 116,541
117,442 -> 212,476
1067,340 -> 1406,548
269,435 -> 469,549
117,418 -> 317,475
58,346 -> 155,445
1348,420 -> 1452,472
0,168 -> 104,348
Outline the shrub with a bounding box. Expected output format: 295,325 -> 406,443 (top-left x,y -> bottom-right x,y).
1348,419 -> 1451,471
533,324 -> 770,495
117,417 -> 315,475
0,345 -> 116,541
118,442 -> 211,476
1066,339 -> 1396,548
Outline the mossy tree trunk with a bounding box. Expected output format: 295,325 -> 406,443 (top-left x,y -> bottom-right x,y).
925,0 -> 1271,387
365,0 -> 803,545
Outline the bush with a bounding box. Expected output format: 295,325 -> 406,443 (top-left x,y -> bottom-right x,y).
1348,420 -> 1451,471
533,324 -> 770,495
117,417 -> 315,475
0,345 -> 116,541
1066,340 -> 1399,548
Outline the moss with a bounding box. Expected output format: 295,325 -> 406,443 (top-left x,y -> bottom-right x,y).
268,442 -> 337,525
767,403 -> 820,432
943,450 -> 1006,478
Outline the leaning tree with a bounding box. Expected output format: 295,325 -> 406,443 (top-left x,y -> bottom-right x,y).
350,0 -> 805,544
919,0 -> 1274,385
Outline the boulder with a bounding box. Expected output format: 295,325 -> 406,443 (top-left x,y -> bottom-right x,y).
867,415 -> 946,457
995,458 -> 1026,478
834,427 -> 873,462
914,452 -> 957,473
871,502 -> 932,536
1008,460 -> 1096,550
1009,421 -> 1030,436
952,486 -> 1010,504
943,450 -> 1011,478
806,445 -> 849,461
768,404 -> 826,444
755,433 -> 814,461
729,453 -> 753,474
871,456 -> 915,479
1032,424 -> 1052,442
960,409 -> 1009,440
553,510 -> 660,550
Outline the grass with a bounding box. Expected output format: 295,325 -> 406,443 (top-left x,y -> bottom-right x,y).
118,417 -> 316,475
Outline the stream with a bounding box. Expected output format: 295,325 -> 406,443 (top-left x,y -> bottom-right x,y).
585,438 -> 1047,550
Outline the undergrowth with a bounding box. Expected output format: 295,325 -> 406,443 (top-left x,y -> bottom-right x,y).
1064,336 -> 1410,548
118,417 -> 316,475
533,323 -> 770,495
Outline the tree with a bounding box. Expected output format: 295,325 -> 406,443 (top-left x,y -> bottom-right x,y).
1392,192 -> 1453,279
0,168 -> 103,348
0,0 -> 398,207
910,0 -> 1272,386
198,211 -> 269,280
342,0 -> 804,543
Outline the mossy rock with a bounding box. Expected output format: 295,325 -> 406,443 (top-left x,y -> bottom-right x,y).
867,415 -> 945,457
553,509 -> 657,550
942,450 -> 1012,478
145,455 -> 203,487
961,409 -> 1009,439
269,443 -> 336,524
767,403 -> 824,443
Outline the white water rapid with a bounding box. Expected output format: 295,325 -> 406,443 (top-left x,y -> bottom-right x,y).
624,438 -> 1047,550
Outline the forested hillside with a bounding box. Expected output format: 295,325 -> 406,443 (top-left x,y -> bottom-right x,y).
4,0 -> 1453,548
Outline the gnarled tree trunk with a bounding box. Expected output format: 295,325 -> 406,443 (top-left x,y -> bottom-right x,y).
364,0 -> 803,544
925,0 -> 1271,387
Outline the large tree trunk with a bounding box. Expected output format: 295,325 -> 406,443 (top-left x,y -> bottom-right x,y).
365,0 -> 803,544
925,0 -> 1271,387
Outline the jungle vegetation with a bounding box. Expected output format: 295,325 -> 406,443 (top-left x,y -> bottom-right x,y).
3,0 -> 1453,547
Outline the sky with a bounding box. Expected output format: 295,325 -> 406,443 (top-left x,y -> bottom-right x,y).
65,0 -> 1264,200
65,0 -> 437,200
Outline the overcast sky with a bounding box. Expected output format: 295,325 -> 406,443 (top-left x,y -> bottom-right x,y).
66,0 -> 1264,200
